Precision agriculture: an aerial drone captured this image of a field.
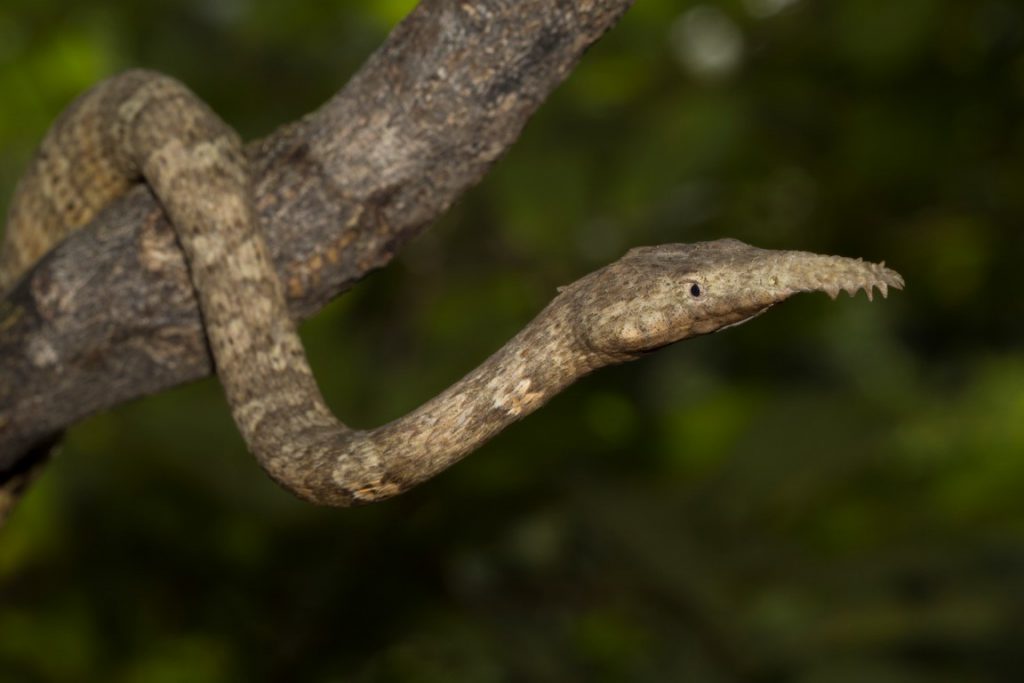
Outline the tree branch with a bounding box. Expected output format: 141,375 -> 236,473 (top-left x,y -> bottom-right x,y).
0,0 -> 636,468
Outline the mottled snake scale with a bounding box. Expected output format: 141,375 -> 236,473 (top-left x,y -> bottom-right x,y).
0,70 -> 903,511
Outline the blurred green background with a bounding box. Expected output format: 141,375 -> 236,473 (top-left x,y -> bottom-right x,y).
2,0 -> 1023,680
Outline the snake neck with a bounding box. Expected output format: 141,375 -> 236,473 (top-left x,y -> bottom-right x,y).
247,300 -> 594,506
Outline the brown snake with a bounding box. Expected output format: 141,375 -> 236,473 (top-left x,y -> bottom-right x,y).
0,70 -> 904,513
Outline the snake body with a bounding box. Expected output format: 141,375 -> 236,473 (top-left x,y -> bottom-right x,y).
1,70 -> 904,512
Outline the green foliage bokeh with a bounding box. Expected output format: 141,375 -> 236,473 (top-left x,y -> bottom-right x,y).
1,0 -> 1023,680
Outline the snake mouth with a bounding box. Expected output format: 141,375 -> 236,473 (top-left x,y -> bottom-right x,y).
714,306 -> 771,333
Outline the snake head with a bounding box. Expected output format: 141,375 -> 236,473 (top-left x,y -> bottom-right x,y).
566,238 -> 904,359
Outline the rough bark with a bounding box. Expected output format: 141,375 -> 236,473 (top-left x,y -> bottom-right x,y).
0,0 -> 636,469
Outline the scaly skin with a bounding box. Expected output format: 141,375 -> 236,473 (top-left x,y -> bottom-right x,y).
0,70 -> 904,518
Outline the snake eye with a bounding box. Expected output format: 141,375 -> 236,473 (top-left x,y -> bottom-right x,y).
689,283 -> 702,298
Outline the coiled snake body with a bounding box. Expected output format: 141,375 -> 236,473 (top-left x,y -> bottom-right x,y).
0,70 -> 903,513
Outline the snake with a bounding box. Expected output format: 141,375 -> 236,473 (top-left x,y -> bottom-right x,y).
0,69 -> 904,513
